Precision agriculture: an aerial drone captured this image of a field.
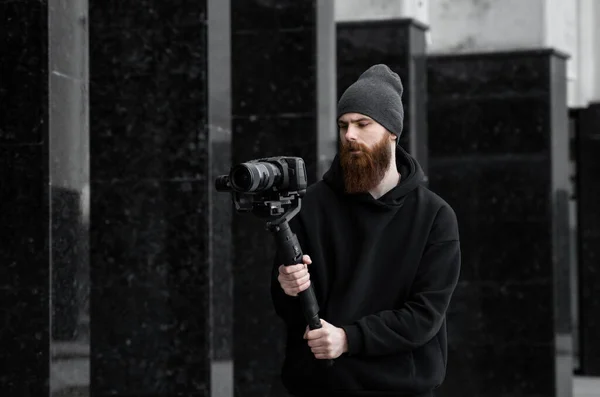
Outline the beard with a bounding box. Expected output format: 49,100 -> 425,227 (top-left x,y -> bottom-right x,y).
339,133 -> 393,194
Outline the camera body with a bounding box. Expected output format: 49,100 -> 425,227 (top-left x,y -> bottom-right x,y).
215,156 -> 307,219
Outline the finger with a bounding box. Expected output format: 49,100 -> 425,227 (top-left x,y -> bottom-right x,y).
307,339 -> 328,348
284,280 -> 310,297
305,328 -> 325,340
279,270 -> 309,287
281,275 -> 310,292
279,273 -> 303,292
279,264 -> 308,275
282,268 -> 309,281
308,335 -> 331,346
294,280 -> 311,294
302,255 -> 312,265
282,272 -> 310,287
279,264 -> 303,275
310,346 -> 328,354
314,353 -> 333,360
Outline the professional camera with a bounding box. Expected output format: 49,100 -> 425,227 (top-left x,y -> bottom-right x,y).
215,156 -> 307,219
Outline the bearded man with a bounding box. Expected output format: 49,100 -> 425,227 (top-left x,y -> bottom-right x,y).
270,64 -> 461,397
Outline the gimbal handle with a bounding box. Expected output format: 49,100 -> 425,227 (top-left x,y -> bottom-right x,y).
269,220 -> 334,368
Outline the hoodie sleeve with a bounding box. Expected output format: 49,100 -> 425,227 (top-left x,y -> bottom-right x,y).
341,204 -> 461,357
270,216 -> 309,328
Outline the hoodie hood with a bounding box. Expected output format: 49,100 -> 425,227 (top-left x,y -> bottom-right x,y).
322,144 -> 425,208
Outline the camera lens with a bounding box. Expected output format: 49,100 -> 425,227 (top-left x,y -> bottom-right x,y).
230,161 -> 282,192
231,166 -> 253,191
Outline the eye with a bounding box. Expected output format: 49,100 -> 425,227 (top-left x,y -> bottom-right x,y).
358,122 -> 369,128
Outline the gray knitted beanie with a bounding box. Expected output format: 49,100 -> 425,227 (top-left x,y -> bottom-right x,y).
337,64 -> 404,144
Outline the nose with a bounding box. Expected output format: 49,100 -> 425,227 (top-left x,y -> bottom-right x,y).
344,124 -> 358,142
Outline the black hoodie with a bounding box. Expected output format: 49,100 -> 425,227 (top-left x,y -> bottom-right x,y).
270,146 -> 461,397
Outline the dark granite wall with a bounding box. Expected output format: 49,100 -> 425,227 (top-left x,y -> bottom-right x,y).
89,1 -> 222,395
0,1 -> 50,395
427,50 -> 572,397
576,102 -> 600,376
337,19 -> 428,177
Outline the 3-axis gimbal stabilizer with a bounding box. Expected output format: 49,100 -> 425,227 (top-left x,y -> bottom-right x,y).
215,156 -> 333,367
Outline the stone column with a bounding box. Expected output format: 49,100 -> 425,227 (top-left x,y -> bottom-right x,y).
576,102 -> 600,376
49,0 -> 91,395
335,0 -> 429,177
573,0 -> 600,378
207,1 -> 235,396
0,2 -> 51,395
427,1 -> 573,396
89,0 -> 232,395
230,1 -> 336,396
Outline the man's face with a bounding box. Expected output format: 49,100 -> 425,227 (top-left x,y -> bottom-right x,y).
337,113 -> 394,194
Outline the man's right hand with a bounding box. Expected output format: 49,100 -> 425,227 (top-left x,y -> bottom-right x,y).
278,254 -> 312,296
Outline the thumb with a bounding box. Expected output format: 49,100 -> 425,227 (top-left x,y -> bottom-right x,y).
302,255 -> 312,265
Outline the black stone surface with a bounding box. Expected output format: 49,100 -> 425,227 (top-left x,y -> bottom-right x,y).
0,147 -> 50,396
89,0 -> 212,394
576,102 -> 600,376
232,30 -> 316,117
427,50 -> 572,397
0,2 -> 50,396
0,0 -> 47,145
51,187 -> 85,341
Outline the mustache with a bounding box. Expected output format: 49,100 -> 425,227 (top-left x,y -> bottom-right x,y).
342,141 -> 368,152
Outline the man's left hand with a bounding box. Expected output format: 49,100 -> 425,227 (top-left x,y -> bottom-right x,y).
304,319 -> 348,360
